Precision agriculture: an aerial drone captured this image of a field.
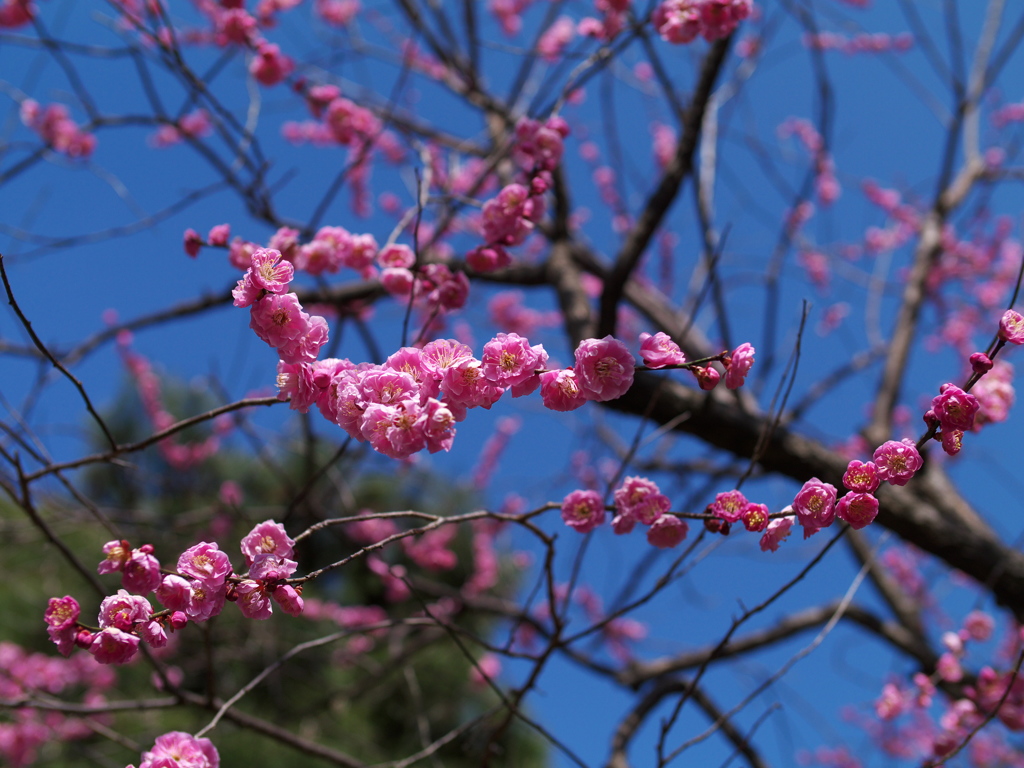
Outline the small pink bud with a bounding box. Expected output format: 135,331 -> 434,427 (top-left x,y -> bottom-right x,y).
969,352 -> 993,374
694,365 -> 720,390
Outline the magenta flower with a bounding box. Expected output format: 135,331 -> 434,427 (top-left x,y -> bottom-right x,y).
88,627 -> 140,665
941,428 -> 964,456
186,580 -> 227,622
236,580 -> 273,620
873,439 -> 923,486
573,336 -> 635,402
248,247 -> 294,294
710,490 -> 747,523
139,620 -> 168,648
741,503 -> 770,532
44,595 -> 80,657
639,332 -> 686,368
842,460 -> 880,493
276,314 -> 329,365
178,542 -> 232,584
611,513 -> 636,535
249,293 -> 310,348
276,361 -> 319,413
123,548 -> 162,594
155,574 -> 191,612
98,590 -> 152,631
998,309 -> 1024,344
931,384 -> 980,432
646,515 -> 688,548
724,342 -> 756,389
560,489 -> 606,533
249,553 -> 298,581
273,584 -> 305,616
422,398 -> 457,453
792,478 -> 837,530
613,476 -> 671,525
481,333 -> 547,388
539,368 -> 588,412
835,492 -> 879,529
139,732 -> 219,768
240,520 -> 295,565
183,228 -> 202,258
694,365 -> 720,390
759,515 -> 794,553
97,539 -> 131,575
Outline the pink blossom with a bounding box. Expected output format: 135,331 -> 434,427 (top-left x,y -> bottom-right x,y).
249,553 -> 298,581
241,520 -> 296,564
560,489 -> 606,533
97,539 -> 131,575
250,41 -> 294,86
183,228 -> 202,258
276,361 -> 319,412
249,293 -> 310,348
611,513 -> 636,535
613,476 -> 671,525
98,590 -> 151,631
842,460 -> 880,493
999,309 -> 1024,344
155,575 -> 192,612
177,542 -> 233,584
236,580 -> 274,620
710,490 -> 747,523
741,503 -> 769,532
44,596 -> 80,657
481,183 -> 537,246
186,580 -> 227,622
639,332 -> 686,368
138,620 -> 168,648
272,584 -> 305,616
441,359 -> 505,410
574,336 -> 635,401
88,627 -> 140,665
835,492 -> 879,529
694,365 -> 720,390
646,514 -> 688,548
277,314 -> 329,365
875,682 -> 907,720
724,342 -> 755,389
539,368 -> 588,411
139,732 -> 219,768
537,16 -> 575,61
973,360 -> 1015,427
759,515 -> 794,552
481,333 -> 547,388
422,398 -> 457,453
940,428 -> 964,456
931,384 -> 980,432
248,248 -> 295,294
873,439 -> 923,487
123,549 -> 162,594
207,224 -> 231,246
466,245 -> 512,273
377,243 -> 415,269
963,611 -> 994,641
470,653 -> 502,688
792,478 -> 837,530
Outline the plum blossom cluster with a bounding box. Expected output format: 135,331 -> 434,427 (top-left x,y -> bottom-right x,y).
864,610 -> 1024,763
465,116 -> 567,273
0,641 -> 115,767
19,100 -> 96,158
653,0 -> 752,45
44,521 -> 302,665
148,109 -> 212,148
640,332 -> 755,390
778,117 -> 840,206
561,477 -> 687,549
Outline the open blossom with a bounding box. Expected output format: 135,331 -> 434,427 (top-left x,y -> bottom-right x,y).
186,580 -> 227,622
574,336 -> 635,402
792,478 -> 837,530
931,384 -> 979,432
481,333 -> 547,388
178,542 -> 233,584
138,732 -> 219,768
842,460 -> 879,493
98,590 -> 151,631
873,439 -> 923,487
999,309 -> 1024,344
639,332 -> 685,368
724,342 -> 755,389
836,492 -> 879,529
539,368 -> 588,411
613,476 -> 671,525
88,627 -> 140,665
741,503 -> 769,532
710,490 -> 747,523
241,520 -> 295,564
561,489 -> 606,533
